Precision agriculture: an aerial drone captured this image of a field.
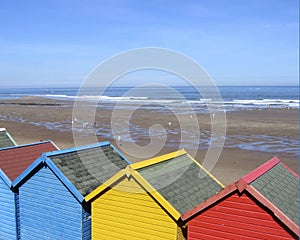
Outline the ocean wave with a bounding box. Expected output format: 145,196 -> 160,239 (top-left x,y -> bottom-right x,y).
7,92 -> 298,109
231,99 -> 299,105
40,94 -> 150,101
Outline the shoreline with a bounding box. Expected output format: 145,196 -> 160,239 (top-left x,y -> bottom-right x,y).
0,96 -> 298,185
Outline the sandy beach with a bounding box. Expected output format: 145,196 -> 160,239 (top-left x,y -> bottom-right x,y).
0,96 -> 298,185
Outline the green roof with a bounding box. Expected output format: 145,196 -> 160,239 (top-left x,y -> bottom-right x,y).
137,154 -> 223,215
0,129 -> 16,148
251,163 -> 299,225
49,145 -> 129,196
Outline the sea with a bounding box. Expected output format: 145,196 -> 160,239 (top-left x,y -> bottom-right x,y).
0,86 -> 299,111
0,86 -> 299,157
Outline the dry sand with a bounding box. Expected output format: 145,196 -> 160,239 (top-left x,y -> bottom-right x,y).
0,96 -> 298,185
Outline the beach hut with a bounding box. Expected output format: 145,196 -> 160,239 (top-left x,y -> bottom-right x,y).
0,141 -> 58,240
85,149 -> 224,240
182,156 -> 299,240
13,141 -> 130,240
0,127 -> 17,148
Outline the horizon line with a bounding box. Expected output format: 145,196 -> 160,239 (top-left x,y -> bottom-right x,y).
0,85 -> 299,88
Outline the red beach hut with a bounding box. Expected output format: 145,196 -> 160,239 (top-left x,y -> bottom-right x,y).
182,156 -> 299,240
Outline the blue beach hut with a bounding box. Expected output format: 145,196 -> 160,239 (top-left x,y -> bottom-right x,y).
13,141 -> 130,240
0,169 -> 17,239
0,141 -> 58,240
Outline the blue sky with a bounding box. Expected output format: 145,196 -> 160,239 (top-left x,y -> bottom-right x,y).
0,0 -> 298,87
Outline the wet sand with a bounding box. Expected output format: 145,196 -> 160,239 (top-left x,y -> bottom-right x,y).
0,96 -> 298,185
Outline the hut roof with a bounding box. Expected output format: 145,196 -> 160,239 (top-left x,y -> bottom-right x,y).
246,157 -> 299,226
135,150 -> 224,215
48,142 -> 130,196
85,149 -> 224,220
0,141 -> 58,181
181,156 -> 299,237
0,128 -> 17,148
13,141 -> 131,203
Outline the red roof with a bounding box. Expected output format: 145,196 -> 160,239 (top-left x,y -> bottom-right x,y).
0,141 -> 58,181
241,156 -> 299,183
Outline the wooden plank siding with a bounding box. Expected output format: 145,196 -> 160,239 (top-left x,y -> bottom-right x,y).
0,177 -> 16,240
177,226 -> 187,240
188,191 -> 296,240
82,203 -> 91,240
18,166 -> 87,239
91,176 -> 178,240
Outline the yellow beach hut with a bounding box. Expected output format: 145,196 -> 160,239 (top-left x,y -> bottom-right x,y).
85,149 -> 224,240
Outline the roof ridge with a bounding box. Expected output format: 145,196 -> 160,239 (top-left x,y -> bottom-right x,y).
280,162 -> 299,178
246,185 -> 299,236
45,141 -> 110,156
130,149 -> 187,170
242,156 -> 280,184
186,152 -> 224,188
0,128 -> 17,147
181,182 -> 236,221
0,140 -> 53,150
